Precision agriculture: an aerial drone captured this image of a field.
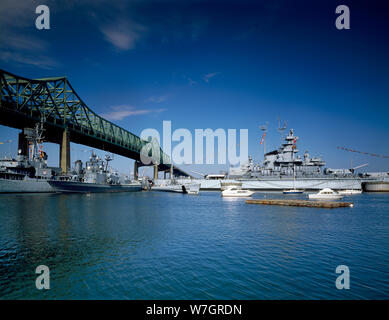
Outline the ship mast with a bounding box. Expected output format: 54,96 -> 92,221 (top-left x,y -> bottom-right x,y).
260,123 -> 268,157
293,163 -> 296,189
277,118 -> 287,144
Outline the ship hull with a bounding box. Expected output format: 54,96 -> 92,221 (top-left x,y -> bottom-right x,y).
48,180 -> 142,193
0,178 -> 54,193
176,177 -> 362,191
175,179 -> 237,191
152,185 -> 187,193
240,178 -> 362,191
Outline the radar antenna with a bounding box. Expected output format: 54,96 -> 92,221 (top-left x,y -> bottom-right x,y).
105,154 -> 113,171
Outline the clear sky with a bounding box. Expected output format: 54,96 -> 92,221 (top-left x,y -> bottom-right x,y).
0,0 -> 388,176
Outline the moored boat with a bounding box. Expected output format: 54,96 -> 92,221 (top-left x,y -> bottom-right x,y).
308,188 -> 343,200
221,186 -> 254,197
48,180 -> 142,193
48,152 -> 142,193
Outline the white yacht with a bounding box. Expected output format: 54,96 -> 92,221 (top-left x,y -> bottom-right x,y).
308,188 -> 343,200
221,186 -> 254,197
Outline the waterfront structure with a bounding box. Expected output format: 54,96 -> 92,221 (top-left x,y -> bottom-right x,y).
246,199 -> 353,208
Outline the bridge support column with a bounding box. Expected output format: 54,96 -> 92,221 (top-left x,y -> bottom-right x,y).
170,164 -> 173,179
60,128 -> 70,173
153,164 -> 158,180
134,161 -> 139,180
18,130 -> 28,156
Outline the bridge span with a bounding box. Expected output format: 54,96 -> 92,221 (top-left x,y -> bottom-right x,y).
0,69 -> 191,179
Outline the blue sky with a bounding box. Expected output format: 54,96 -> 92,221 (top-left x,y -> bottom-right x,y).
0,0 -> 388,176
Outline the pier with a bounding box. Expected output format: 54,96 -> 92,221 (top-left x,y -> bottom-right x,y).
246,199 -> 353,208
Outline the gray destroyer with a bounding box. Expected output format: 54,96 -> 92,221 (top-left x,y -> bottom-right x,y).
49,152 -> 142,193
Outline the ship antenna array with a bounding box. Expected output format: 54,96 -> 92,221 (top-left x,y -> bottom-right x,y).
277,118 -> 287,142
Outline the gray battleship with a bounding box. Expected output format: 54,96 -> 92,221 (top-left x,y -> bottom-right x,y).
229,128 -> 366,190
178,128 -> 366,190
49,152 -> 142,193
0,127 -> 59,193
227,128 -> 363,190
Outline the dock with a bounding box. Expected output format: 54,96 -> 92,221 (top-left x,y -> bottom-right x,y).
246,199 -> 353,208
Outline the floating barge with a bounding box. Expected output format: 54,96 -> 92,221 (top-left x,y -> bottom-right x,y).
246,199 -> 353,208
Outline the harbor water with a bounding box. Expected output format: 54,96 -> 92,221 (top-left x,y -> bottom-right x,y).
1,191 -> 389,299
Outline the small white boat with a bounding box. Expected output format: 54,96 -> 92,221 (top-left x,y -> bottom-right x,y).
338,189 -> 362,195
222,186 -> 254,197
308,188 -> 343,200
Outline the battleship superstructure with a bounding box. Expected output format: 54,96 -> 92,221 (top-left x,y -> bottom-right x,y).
49,152 -> 142,193
229,129 -> 327,178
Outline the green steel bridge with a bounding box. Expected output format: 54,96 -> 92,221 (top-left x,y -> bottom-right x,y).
0,69 -> 190,178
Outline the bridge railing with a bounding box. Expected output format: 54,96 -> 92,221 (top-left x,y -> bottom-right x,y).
0,69 -> 170,165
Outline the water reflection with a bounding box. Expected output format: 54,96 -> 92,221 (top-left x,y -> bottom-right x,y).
0,192 -> 389,299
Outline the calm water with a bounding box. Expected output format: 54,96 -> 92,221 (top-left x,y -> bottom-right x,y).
0,191 -> 388,299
